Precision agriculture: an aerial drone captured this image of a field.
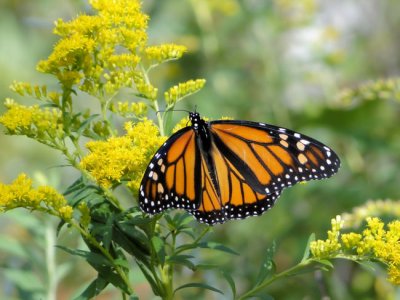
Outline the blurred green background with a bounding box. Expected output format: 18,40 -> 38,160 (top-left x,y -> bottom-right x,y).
0,0 -> 400,299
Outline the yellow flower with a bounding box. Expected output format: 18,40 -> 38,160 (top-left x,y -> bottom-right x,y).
0,174 -> 72,221
311,215 -> 400,285
37,0 -> 149,96
310,215 -> 343,258
164,79 -> 206,106
110,101 -> 147,118
80,119 -> 166,191
145,44 -> 187,64
0,99 -> 63,140
135,78 -> 158,101
58,205 -> 74,221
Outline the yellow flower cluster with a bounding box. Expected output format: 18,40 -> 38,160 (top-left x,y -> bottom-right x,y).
310,215 -> 343,258
110,101 -> 147,118
0,99 -> 63,141
80,119 -> 166,191
145,44 -> 187,64
165,79 -> 206,105
311,216 -> 400,285
11,81 -> 61,105
0,174 -> 73,221
337,78 -> 400,107
36,0 -> 148,96
341,199 -> 400,228
135,78 -> 158,101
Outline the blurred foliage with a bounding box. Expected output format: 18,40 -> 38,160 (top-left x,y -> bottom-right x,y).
0,0 -> 400,299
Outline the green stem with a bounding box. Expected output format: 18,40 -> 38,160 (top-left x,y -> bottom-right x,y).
45,219 -> 57,300
237,259 -> 315,300
69,220 -> 134,295
139,63 -> 165,136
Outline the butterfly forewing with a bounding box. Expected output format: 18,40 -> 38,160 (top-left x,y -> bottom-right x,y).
139,128 -> 201,214
209,120 -> 340,195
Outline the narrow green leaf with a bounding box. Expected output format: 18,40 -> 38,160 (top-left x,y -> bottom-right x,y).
317,259 -> 334,269
77,114 -> 100,134
301,233 -> 315,262
91,217 -> 114,250
56,246 -> 113,267
221,270 -> 236,299
151,236 -> 166,265
174,282 -> 224,295
136,261 -> 161,296
116,221 -> 151,254
97,267 -> 131,294
197,242 -> 239,255
63,177 -> 85,196
255,241 -> 276,285
73,277 -> 108,300
167,254 -> 195,270
113,258 -> 130,269
113,227 -> 150,265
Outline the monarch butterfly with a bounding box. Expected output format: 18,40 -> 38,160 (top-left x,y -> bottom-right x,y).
139,112 -> 340,225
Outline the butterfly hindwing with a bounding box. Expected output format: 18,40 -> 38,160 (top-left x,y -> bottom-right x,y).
189,141 -> 282,225
139,127 -> 201,214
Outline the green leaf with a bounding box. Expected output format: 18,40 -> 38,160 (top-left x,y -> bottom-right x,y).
113,258 -> 130,269
174,282 -> 224,295
255,241 -> 276,285
56,246 -> 113,267
136,261 -> 161,296
91,217 -> 114,250
97,267 -> 131,294
301,233 -> 315,262
116,221 -> 151,254
113,226 -> 150,265
63,176 -> 86,196
197,242 -> 239,255
167,254 -> 196,270
73,277 -> 109,300
151,236 -> 166,265
77,114 -> 100,135
317,259 -> 334,270
221,270 -> 236,299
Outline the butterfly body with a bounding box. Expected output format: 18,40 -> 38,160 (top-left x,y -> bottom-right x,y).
139,112 -> 340,225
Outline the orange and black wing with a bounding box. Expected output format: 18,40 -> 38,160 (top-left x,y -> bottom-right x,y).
189,141 -> 281,224
209,120 -> 340,199
139,127 -> 202,215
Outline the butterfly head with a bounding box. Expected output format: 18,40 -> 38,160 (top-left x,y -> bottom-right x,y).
189,111 -> 202,130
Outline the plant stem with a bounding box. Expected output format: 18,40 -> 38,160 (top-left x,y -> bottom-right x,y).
237,259 -> 315,300
45,219 -> 57,300
139,63 -> 165,136
69,220 -> 134,295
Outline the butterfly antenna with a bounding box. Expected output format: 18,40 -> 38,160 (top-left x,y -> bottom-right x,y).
156,108 -> 191,115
